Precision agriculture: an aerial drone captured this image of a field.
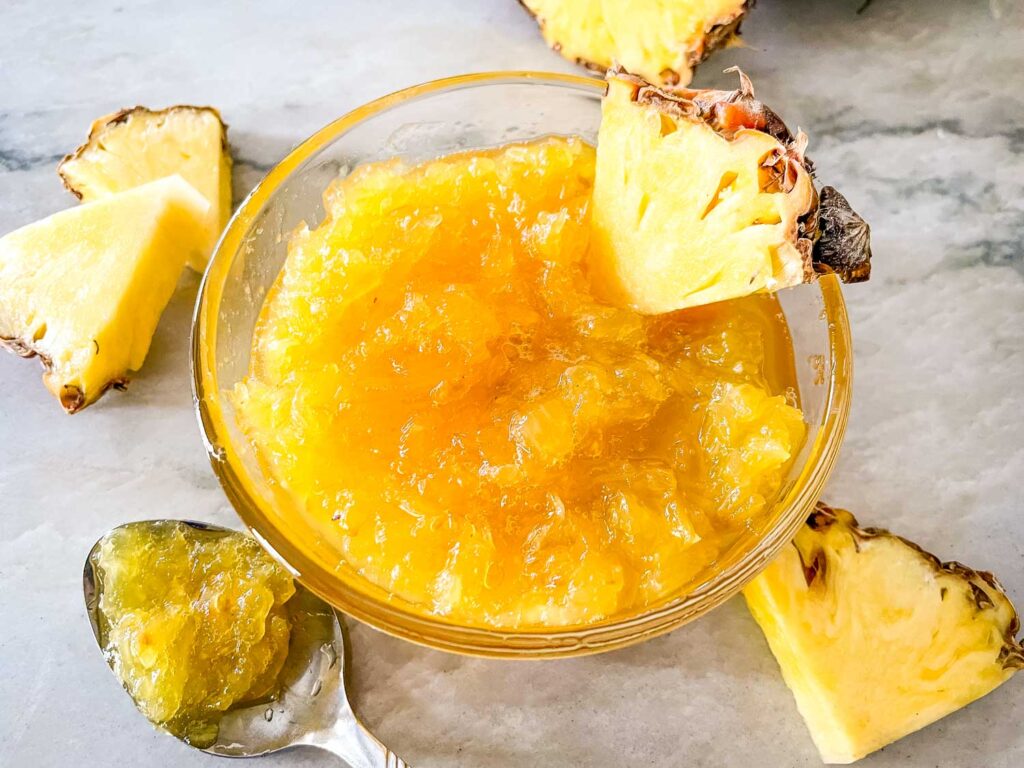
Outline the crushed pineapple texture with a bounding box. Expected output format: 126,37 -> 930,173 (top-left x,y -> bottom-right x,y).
95,523 -> 294,746
234,137 -> 805,628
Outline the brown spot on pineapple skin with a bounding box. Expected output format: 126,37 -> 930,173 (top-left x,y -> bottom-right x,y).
60,385 -> 85,413
796,546 -> 827,588
659,68 -> 681,86
814,186 -> 872,283
970,582 -> 995,611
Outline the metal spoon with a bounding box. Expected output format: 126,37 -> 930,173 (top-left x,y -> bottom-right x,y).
83,520 -> 410,767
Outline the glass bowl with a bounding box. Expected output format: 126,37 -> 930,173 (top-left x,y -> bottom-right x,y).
192,72 -> 851,658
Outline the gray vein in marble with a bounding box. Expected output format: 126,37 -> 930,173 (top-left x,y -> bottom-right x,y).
812,119 -> 1024,153
0,149 -> 66,173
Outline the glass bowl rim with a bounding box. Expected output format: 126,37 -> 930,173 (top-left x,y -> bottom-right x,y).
191,71 -> 852,658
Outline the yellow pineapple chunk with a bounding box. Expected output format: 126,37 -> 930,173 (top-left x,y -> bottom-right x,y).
0,176 -> 209,412
590,70 -> 871,314
58,105 -> 231,271
521,0 -> 750,86
744,503 -> 1023,764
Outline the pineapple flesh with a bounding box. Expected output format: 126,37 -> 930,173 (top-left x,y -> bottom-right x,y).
521,0 -> 750,86
590,70 -> 872,314
58,105 -> 232,271
0,176 -> 210,412
744,503 -> 1023,764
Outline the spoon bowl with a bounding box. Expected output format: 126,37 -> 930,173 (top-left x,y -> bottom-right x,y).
84,520 -> 409,766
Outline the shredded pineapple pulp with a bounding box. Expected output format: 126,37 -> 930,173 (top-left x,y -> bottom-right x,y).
234,137 -> 805,628
94,523 -> 295,746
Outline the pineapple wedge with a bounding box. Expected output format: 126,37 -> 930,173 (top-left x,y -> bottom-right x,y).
58,105 -> 231,271
590,70 -> 872,314
0,176 -> 209,413
521,0 -> 750,86
744,503 -> 1023,764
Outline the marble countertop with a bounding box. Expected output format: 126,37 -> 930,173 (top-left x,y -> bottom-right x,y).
1,1 -> 1022,766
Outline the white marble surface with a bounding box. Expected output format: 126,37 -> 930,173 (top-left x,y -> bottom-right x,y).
1,1 -> 1022,766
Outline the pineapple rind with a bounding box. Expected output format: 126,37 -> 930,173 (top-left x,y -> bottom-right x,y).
0,175 -> 209,412
58,105 -> 231,271
744,503 -> 1022,764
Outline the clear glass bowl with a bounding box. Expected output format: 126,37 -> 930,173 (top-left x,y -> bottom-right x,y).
192,72 -> 851,658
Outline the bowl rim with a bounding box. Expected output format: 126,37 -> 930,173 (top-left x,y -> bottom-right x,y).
192,71 -> 852,658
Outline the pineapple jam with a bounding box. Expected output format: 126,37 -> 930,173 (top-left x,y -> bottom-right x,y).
92,522 -> 295,746
234,137 -> 805,628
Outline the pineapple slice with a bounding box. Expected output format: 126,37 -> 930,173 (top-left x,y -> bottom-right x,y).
590,70 -> 872,314
58,105 -> 231,271
521,0 -> 750,86
744,503 -> 1023,764
0,176 -> 210,412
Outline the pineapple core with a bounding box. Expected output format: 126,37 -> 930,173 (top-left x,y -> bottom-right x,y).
0,175 -> 209,412
59,105 -> 232,270
744,503 -> 1023,764
590,71 -> 820,314
522,0 -> 749,86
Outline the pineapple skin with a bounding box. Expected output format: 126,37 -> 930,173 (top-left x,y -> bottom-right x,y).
744,503 -> 1023,764
0,176 -> 209,412
520,0 -> 751,86
57,105 -> 232,272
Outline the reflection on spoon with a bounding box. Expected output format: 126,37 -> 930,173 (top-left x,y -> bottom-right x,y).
83,520 -> 410,767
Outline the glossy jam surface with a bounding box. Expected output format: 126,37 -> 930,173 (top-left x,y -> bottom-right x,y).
234,137 -> 805,628
93,522 -> 295,746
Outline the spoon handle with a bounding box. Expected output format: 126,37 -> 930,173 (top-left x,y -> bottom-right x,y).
352,721 -> 411,768
311,716 -> 411,767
